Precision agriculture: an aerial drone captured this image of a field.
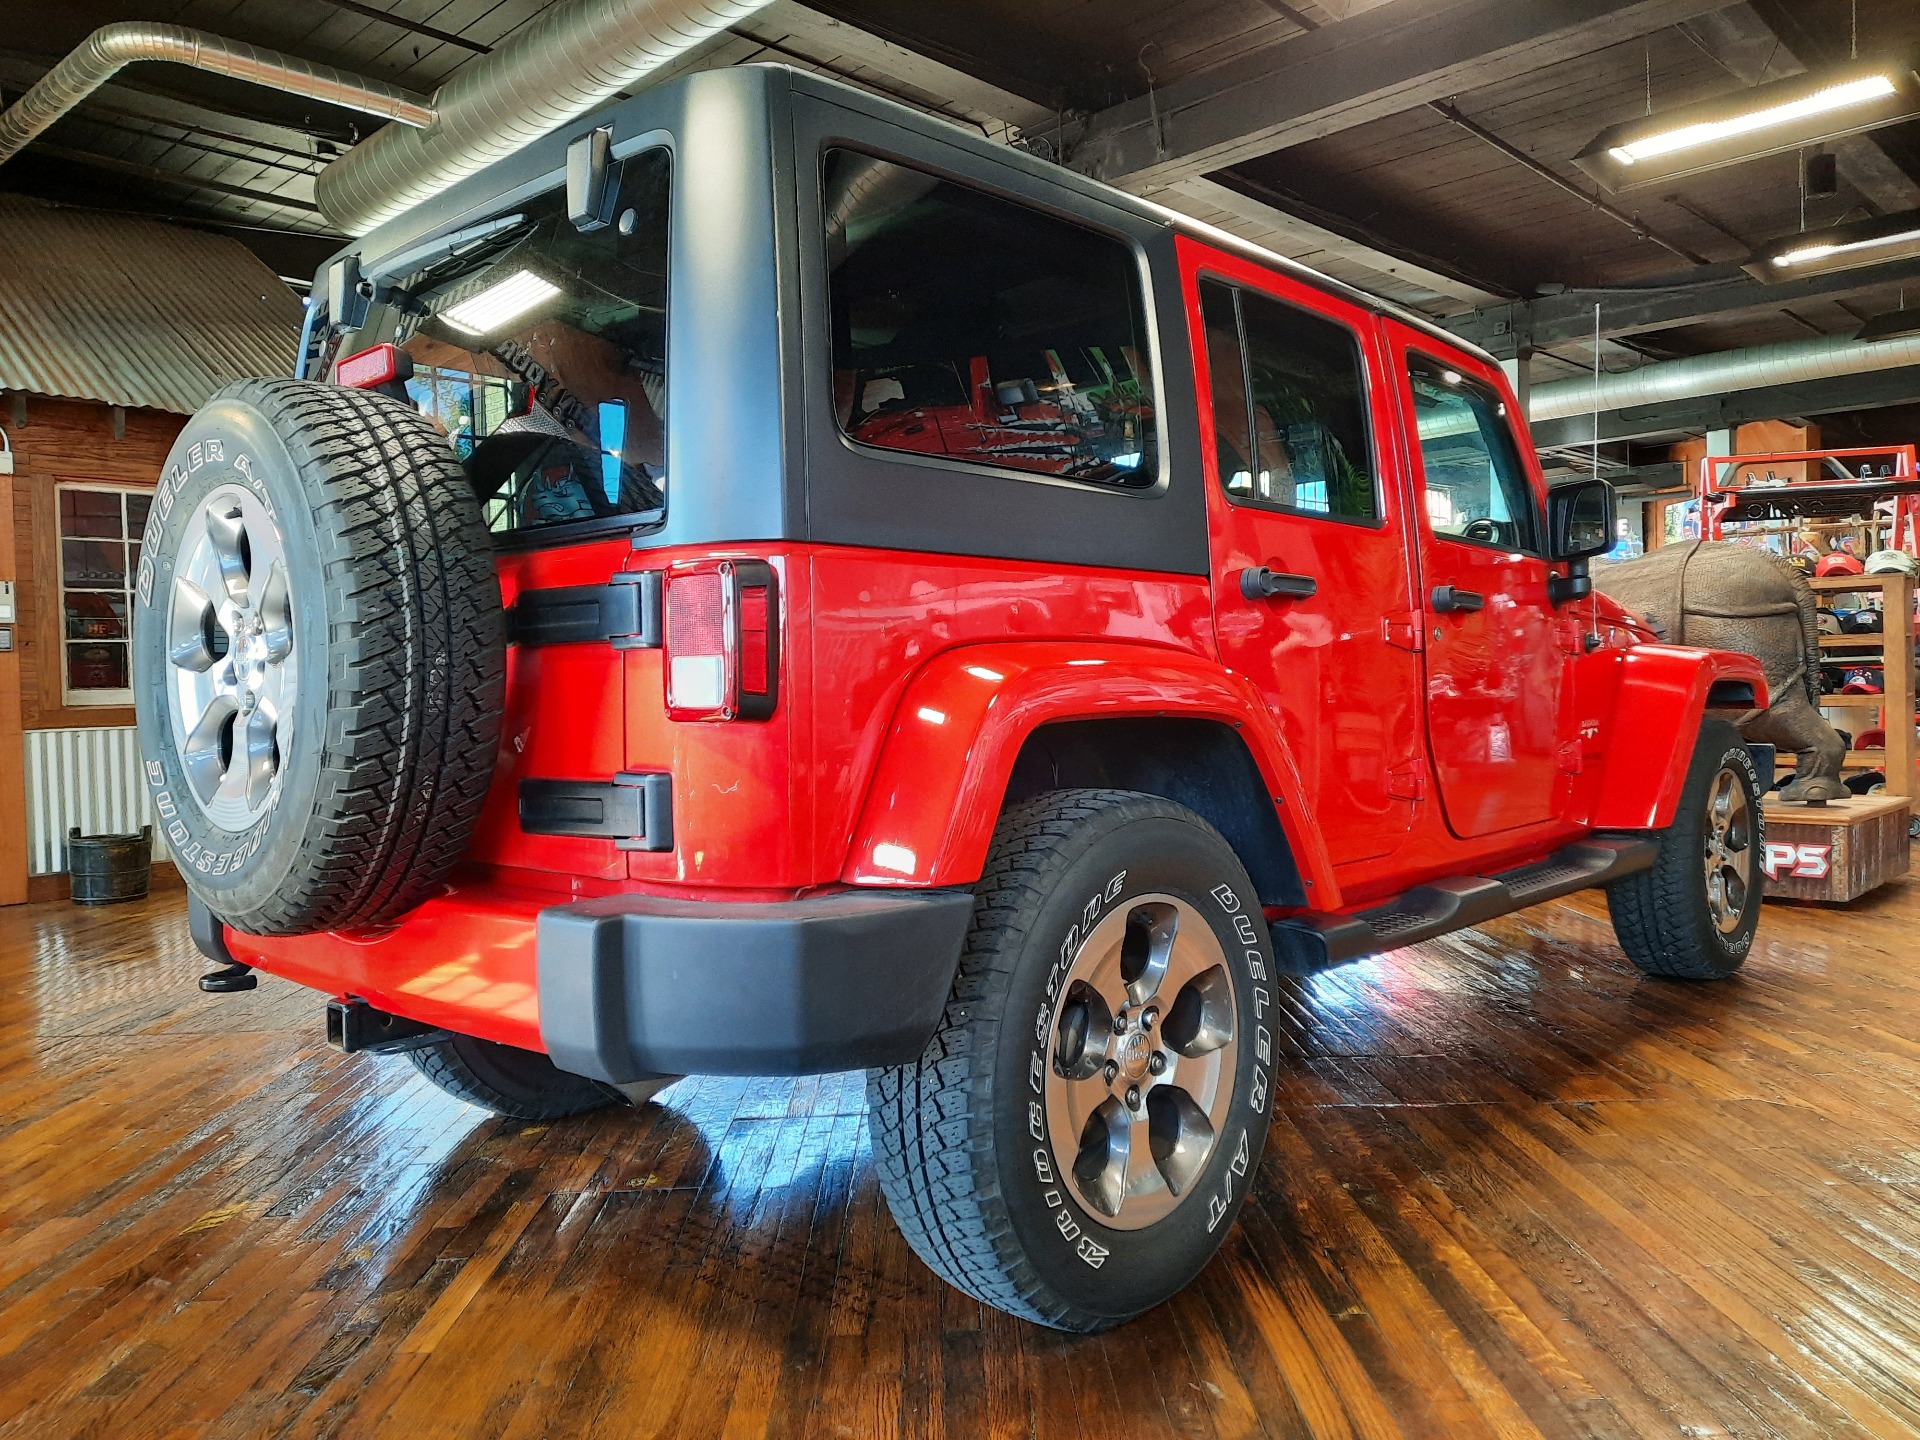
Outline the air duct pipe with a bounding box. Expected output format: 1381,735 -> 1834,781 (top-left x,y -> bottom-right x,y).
1527,330 -> 1920,423
315,0 -> 773,236
0,23 -> 435,169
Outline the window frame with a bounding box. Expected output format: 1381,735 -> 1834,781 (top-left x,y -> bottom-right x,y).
1198,273 -> 1387,530
1403,348 -> 1545,558
821,143 -> 1171,501
54,481 -> 149,708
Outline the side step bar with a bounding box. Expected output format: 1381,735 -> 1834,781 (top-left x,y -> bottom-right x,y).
1270,836 -> 1658,975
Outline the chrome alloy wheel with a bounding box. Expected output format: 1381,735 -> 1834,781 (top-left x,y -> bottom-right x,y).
164,484 -> 295,830
1702,765 -> 1754,935
1044,894 -> 1239,1230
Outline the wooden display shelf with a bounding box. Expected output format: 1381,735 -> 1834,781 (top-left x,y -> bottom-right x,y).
1761,794 -> 1911,903
1807,572 -> 1916,799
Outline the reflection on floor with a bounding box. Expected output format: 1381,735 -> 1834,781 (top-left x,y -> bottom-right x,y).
4,880 -> 1920,1437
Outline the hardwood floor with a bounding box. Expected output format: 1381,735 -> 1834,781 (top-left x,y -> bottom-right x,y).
4,881 -> 1920,1438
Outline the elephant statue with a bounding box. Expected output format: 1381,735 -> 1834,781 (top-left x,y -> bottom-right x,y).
1594,539 -> 1849,803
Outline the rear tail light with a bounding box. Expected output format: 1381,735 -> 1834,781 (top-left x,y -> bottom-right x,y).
334,342 -> 413,391
664,560 -> 779,720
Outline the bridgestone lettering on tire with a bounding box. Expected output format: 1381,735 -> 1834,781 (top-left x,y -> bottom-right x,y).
1607,719 -> 1763,979
866,789 -> 1275,1332
132,379 -> 505,935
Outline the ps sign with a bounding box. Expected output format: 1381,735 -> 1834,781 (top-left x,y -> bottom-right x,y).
1762,842 -> 1832,881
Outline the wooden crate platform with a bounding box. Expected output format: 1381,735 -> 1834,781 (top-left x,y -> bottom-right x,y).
1761,792 -> 1912,902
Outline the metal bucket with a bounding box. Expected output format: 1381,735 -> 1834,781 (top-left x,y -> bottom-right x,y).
67,825 -> 152,905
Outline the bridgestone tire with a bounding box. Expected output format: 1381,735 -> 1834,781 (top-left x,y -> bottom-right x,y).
409,1034 -> 619,1120
131,378 -> 504,935
867,789 -> 1275,1332
1607,719 -> 1763,979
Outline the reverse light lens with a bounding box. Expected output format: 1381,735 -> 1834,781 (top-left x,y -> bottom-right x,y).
1609,75 -> 1896,165
442,269 -> 562,335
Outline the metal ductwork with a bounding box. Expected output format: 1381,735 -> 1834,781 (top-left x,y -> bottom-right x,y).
1528,330 -> 1920,423
315,0 -> 773,236
0,23 -> 435,171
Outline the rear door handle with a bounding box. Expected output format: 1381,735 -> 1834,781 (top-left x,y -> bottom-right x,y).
1430,585 -> 1485,613
1240,567 -> 1317,601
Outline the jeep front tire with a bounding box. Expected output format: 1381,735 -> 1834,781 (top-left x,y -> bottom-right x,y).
866,789 -> 1275,1331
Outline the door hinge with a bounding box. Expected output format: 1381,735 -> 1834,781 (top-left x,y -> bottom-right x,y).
1382,611 -> 1424,651
507,572 -> 662,649
1387,761 -> 1427,800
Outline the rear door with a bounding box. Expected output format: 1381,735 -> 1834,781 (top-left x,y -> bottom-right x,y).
1385,326 -> 1564,838
1181,240 -> 1422,866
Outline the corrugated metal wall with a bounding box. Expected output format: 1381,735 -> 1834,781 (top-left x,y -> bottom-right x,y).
23,727 -> 167,875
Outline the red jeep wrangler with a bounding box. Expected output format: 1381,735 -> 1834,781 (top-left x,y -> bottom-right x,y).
133,65 -> 1768,1332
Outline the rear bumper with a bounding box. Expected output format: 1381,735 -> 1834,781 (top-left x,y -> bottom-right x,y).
535,887 -> 975,1082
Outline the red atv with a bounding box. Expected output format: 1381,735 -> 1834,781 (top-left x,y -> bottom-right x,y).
133,66 -> 1767,1332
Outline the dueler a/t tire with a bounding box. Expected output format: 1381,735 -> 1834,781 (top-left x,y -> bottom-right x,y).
1607,719 -> 1764,979
867,790 -> 1275,1332
409,1034 -> 621,1120
131,379 -> 505,935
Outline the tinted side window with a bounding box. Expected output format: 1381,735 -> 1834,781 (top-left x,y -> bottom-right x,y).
1407,358 -> 1539,552
825,149 -> 1157,488
1198,280 -> 1378,521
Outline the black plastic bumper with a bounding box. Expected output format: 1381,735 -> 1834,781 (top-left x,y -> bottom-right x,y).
536,887 -> 976,1083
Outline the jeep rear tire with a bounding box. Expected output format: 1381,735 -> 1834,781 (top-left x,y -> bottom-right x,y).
1607,719 -> 1763,979
866,789 -> 1274,1332
131,378 -> 504,935
409,1034 -> 621,1120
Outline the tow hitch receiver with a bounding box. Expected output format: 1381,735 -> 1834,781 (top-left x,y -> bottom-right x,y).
327,997 -> 447,1054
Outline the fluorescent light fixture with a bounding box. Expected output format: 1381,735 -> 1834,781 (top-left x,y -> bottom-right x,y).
1745,207 -> 1920,282
1608,76 -> 1895,166
1575,56 -> 1920,191
441,269 -> 561,335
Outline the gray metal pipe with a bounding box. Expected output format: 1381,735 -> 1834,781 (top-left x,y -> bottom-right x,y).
315,0 -> 772,236
1528,330 -> 1920,422
0,22 -> 436,170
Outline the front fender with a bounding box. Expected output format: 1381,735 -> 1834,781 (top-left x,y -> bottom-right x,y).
841,641 -> 1339,902
1588,643 -> 1769,831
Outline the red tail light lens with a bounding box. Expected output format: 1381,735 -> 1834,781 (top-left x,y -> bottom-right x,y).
663,560 -> 779,720
335,342 -> 412,390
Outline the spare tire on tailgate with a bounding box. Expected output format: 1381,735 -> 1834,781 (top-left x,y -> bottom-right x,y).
132,378 -> 505,935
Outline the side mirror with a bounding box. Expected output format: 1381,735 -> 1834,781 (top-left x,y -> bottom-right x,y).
1546,477 -> 1616,604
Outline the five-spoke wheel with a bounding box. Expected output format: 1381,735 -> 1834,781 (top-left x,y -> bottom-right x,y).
165,484 -> 295,830
1046,895 -> 1238,1228
1702,764 -> 1754,936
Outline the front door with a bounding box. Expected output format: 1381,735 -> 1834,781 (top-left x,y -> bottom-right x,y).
1183,242 -> 1422,866
1387,327 -> 1563,838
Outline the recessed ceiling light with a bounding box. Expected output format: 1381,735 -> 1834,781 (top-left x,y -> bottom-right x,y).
441,269 -> 561,334
1575,57 -> 1920,191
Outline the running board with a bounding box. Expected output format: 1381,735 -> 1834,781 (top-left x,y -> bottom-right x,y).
1269,836 -> 1658,975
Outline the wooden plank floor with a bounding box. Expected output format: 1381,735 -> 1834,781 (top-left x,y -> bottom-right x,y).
5,882 -> 1920,1439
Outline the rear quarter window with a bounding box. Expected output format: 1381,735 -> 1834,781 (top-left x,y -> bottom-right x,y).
824,148 -> 1158,489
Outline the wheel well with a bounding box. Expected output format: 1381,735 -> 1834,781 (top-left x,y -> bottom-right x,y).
1004,718 -> 1307,907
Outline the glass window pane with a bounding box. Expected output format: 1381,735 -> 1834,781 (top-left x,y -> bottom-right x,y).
62,538 -> 127,589
67,641 -> 128,692
1200,280 -> 1253,497
1407,359 -> 1539,552
389,147 -> 670,539
65,594 -> 127,640
60,489 -> 124,538
126,493 -> 152,536
825,149 -> 1157,487
1234,289 -> 1378,521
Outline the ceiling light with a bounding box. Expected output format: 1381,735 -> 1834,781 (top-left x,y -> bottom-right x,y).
1745,208 -> 1920,281
441,269 -> 561,334
1575,57 -> 1920,191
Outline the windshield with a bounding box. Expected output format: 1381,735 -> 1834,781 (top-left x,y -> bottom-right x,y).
375,146 -> 670,542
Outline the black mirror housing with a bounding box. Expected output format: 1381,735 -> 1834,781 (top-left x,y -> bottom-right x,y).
1548,477 -> 1616,561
